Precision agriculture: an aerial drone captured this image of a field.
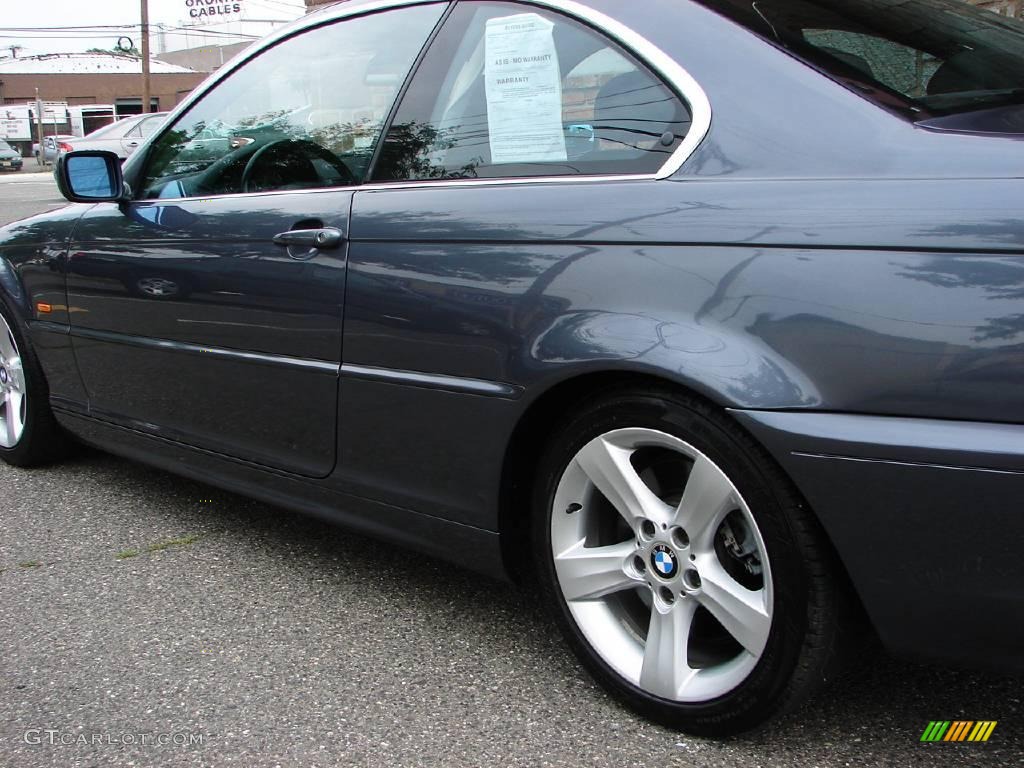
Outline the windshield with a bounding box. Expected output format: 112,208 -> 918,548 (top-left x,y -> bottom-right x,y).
696,0 -> 1024,121
0,140 -> 13,152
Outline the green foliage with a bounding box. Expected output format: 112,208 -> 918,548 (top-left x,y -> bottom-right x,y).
87,46 -> 142,58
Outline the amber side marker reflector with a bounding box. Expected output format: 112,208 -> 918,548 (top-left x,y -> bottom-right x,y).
37,303 -> 52,314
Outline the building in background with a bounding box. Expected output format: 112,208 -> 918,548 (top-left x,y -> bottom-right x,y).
0,52 -> 204,113
150,0 -> 301,73
0,0 -> 301,113
0,53 -> 205,155
156,41 -> 253,73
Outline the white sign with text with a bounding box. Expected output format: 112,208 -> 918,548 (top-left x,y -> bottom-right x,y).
484,13 -> 567,165
0,119 -> 30,141
184,0 -> 245,23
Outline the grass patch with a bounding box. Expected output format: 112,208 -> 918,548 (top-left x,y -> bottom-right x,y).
115,534 -> 203,561
18,561 -> 42,568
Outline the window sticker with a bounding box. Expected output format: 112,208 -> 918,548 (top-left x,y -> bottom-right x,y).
484,13 -> 567,164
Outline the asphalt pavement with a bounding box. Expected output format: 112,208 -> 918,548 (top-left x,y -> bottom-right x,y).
1,174 -> 1022,767
0,161 -> 66,224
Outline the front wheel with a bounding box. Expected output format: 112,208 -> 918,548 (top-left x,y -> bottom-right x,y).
0,301 -> 73,466
533,388 -> 847,736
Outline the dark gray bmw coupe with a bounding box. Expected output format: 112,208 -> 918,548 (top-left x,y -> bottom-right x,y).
2,0 -> 1023,735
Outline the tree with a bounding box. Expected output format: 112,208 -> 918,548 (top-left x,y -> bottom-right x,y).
87,45 -> 141,57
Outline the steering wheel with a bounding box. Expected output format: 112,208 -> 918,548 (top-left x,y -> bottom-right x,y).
241,138 -> 354,193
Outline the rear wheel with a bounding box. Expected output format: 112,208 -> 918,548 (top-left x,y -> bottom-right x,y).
532,387 -> 846,736
0,301 -> 73,467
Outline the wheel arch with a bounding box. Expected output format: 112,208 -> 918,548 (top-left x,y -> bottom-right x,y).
497,368 -> 872,632
499,369 -> 719,580
0,254 -> 32,317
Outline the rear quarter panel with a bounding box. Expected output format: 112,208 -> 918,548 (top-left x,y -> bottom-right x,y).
349,176 -> 1024,420
341,175 -> 1024,532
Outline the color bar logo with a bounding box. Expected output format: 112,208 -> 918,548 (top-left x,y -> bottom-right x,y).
921,721 -> 997,743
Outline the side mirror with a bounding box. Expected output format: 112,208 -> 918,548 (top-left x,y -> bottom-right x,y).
56,151 -> 127,203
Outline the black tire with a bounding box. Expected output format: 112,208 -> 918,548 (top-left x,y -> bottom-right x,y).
532,385 -> 849,737
0,297 -> 74,467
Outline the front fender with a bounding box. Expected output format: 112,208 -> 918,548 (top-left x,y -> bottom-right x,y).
0,204 -> 90,322
0,204 -> 93,408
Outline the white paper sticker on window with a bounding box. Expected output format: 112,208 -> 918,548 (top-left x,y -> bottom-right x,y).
485,13 -> 567,165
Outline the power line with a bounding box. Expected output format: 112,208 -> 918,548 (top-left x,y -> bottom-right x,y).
0,26 -> 150,31
0,28 -> 263,41
0,22 -> 286,39
0,28 -> 263,38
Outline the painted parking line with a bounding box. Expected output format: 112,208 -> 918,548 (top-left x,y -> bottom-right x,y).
0,175 -> 57,184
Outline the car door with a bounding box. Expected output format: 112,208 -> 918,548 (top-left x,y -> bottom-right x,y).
95,119 -> 133,156
341,0 -> 698,520
122,114 -> 165,158
66,2 -> 447,478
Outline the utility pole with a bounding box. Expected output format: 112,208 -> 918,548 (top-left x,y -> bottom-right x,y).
141,0 -> 151,114
34,87 -> 45,165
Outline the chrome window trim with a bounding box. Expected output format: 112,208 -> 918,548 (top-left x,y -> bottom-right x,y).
118,172 -> 656,207
362,173 -> 658,192
134,0 -> 711,201
528,0 -> 712,180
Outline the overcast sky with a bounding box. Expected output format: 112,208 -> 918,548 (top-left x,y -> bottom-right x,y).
0,0 -> 304,56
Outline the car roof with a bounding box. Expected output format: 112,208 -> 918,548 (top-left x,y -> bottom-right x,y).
122,112 -> 169,122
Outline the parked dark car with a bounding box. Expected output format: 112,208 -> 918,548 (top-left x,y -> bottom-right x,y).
0,140 -> 23,172
2,0 -> 1024,736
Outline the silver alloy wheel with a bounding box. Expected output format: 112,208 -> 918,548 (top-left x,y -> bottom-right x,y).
0,312 -> 27,448
551,428 -> 773,702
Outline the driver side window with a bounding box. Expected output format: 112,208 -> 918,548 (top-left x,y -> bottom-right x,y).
140,4 -> 445,200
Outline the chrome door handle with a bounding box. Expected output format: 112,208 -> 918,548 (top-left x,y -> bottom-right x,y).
272,228 -> 345,251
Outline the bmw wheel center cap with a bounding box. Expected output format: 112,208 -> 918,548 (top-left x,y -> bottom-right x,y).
651,545 -> 678,579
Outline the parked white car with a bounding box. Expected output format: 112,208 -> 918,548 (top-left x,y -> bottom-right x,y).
33,135 -> 76,165
62,113 -> 168,160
